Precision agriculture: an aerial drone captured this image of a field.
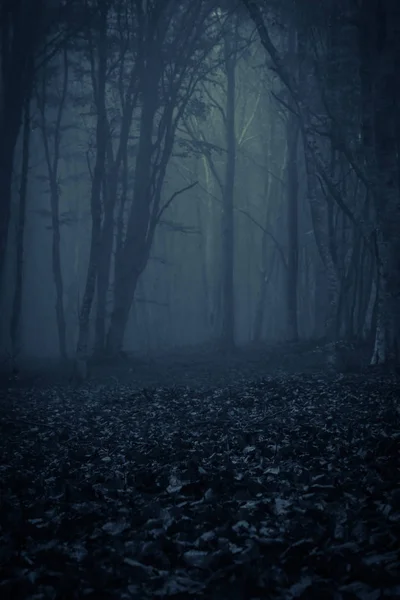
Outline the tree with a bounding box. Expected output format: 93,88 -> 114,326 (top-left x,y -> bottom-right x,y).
35,48 -> 70,360
285,101 -> 299,341
105,1 -> 220,354
75,0 -> 109,363
9,86 -> 32,355
242,0 -> 400,363
0,0 -> 44,291
357,0 -> 400,363
219,13 -> 239,350
0,0 -> 81,294
284,25 -> 299,342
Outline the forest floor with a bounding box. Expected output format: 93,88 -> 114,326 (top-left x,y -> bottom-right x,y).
1,341 -> 400,599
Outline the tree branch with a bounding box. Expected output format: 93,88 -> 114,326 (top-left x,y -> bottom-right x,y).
155,180 -> 199,224
235,206 -> 288,269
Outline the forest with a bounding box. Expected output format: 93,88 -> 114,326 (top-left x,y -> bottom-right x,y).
0,0 -> 399,368
0,1 -> 399,598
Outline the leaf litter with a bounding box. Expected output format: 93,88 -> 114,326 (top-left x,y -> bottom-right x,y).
0,359 -> 399,599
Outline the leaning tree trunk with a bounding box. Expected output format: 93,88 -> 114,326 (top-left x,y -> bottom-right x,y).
94,71 -> 137,354
106,79 -> 157,354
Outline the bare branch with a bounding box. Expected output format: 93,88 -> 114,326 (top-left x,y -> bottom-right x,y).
155,181 -> 199,224
235,206 -> 288,269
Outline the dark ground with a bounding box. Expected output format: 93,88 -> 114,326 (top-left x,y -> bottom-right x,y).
1,341 -> 399,599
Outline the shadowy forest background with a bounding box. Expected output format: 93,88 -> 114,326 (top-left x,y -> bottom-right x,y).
1,0 -> 400,370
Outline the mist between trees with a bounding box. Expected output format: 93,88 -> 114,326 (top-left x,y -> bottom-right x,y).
1,0 -> 399,368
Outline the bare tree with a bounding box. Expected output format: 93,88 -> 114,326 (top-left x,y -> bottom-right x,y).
105,1 -> 219,354
243,0 -> 400,362
10,85 -> 32,355
0,0 -> 43,290
35,48 -> 70,360
75,0 -> 109,367
0,0 -> 81,294
220,14 -> 239,350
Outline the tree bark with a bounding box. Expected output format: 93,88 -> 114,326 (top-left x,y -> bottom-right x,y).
0,0 -> 45,291
94,173 -> 113,354
106,58 -> 158,354
220,18 -> 237,351
106,4 -> 206,353
94,66 -> 138,354
286,106 -> 300,341
358,0 -> 400,363
10,92 -> 31,354
37,48 -> 69,360
76,4 -> 109,363
303,137 -> 340,340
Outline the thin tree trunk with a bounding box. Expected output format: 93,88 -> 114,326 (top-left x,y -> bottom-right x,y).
106,83 -> 157,354
286,107 -> 300,341
220,20 -> 237,351
0,0 -> 45,295
50,178 -> 67,360
94,174 -> 113,354
0,67 -> 24,302
10,94 -> 31,354
37,49 -> 69,360
0,134 -> 18,295
76,5 -> 109,366
253,248 -> 277,343
357,0 -> 400,363
303,137 -> 340,340
94,69 -> 138,354
356,242 -> 374,338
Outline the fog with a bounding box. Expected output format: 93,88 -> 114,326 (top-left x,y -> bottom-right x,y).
1,0 -> 398,371
2,3 -> 400,596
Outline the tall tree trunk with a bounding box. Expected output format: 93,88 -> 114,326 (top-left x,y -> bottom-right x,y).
94,70 -> 138,354
50,177 -> 67,360
76,4 -> 109,364
286,107 -> 300,341
253,248 -> 277,343
0,130 -> 18,295
106,69 -> 157,354
303,137 -> 340,340
0,0 -> 44,293
313,261 -> 328,339
252,176 -> 274,343
243,0 -> 341,341
108,265 -> 142,354
252,109 -> 281,342
106,2 -> 226,353
356,242 -> 374,338
94,174 -> 113,355
356,0 -> 400,363
220,19 -> 237,351
10,93 -> 31,355
37,49 -> 69,360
